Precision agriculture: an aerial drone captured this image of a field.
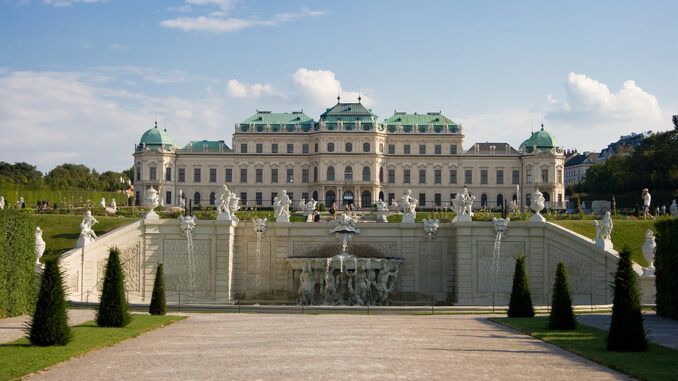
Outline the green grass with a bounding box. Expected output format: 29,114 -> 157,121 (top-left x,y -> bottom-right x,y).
29,214 -> 138,254
0,314 -> 185,381
491,317 -> 678,381
552,219 -> 657,266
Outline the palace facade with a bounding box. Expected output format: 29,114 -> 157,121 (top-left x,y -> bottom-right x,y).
133,100 -> 566,210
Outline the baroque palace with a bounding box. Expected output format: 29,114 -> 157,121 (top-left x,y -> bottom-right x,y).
133,99 -> 565,210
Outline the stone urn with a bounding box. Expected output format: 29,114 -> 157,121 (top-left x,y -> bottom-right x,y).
641,229 -> 656,276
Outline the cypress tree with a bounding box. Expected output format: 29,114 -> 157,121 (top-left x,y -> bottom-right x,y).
607,248 -> 647,351
28,259 -> 72,346
149,263 -> 166,316
549,262 -> 576,330
96,247 -> 130,327
507,256 -> 534,317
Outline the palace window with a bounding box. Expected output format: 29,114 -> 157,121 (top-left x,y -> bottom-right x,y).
327,166 -> 335,181
165,167 -> 171,181
345,142 -> 353,152
419,144 -> 426,154
256,192 -> 262,206
178,168 -> 185,182
272,143 -> 278,153
344,166 -> 353,181
287,169 -> 294,183
388,169 -> 395,183
240,192 -> 247,205
419,193 -> 426,207
435,193 -> 441,206
194,192 -> 201,205
481,170 -> 488,184
327,142 -> 335,152
404,169 -> 410,184
241,143 -> 247,153
434,169 -> 441,184
194,168 -> 201,183
450,145 -> 457,154
363,166 -> 371,181
302,144 -> 309,154
256,143 -> 263,153
256,168 -> 262,183
435,145 -> 441,154
512,170 -> 519,184
166,191 -> 171,205
465,169 -> 472,184
496,170 -> 504,184
240,168 -> 247,183
302,169 -> 309,183
363,143 -> 370,152
287,144 -> 294,154
271,168 -> 278,183
404,144 -> 411,154
450,169 -> 457,184
388,144 -> 395,154
225,168 -> 232,182
419,169 -> 426,184
150,167 -> 156,181
209,192 -> 216,205
526,169 -> 533,183
542,169 -> 549,183
210,168 -> 217,183
136,166 -> 141,181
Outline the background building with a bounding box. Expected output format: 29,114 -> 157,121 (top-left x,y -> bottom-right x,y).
133,100 -> 566,210
564,151 -> 600,186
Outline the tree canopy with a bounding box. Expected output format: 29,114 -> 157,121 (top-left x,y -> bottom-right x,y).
0,162 -> 131,192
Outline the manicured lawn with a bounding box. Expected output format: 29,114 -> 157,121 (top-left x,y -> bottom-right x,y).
29,214 -> 138,253
552,219 -> 657,266
491,317 -> 678,381
0,314 -> 185,381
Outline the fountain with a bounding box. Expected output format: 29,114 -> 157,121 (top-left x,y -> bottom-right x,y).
490,217 -> 510,306
252,217 -> 268,293
286,214 -> 403,305
178,214 -> 198,293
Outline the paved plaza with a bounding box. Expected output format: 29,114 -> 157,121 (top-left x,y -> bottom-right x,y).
22,313 -> 630,380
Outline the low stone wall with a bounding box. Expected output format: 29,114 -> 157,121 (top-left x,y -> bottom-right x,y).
60,218 -> 627,305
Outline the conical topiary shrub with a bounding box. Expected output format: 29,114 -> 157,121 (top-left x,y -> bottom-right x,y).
149,263 -> 166,316
608,247 -> 647,351
549,262 -> 576,330
508,255 -> 534,317
97,247 -> 130,327
28,259 -> 72,346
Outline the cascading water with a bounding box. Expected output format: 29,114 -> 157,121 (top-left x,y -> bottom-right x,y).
491,217 -> 510,306
252,218 -> 268,295
178,215 -> 198,294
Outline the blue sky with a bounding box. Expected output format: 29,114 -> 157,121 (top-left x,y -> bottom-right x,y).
1,0 -> 676,172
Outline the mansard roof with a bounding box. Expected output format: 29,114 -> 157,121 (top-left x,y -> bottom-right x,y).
241,111 -> 314,125
383,111 -> 460,133
464,142 -> 520,155
320,101 -> 378,123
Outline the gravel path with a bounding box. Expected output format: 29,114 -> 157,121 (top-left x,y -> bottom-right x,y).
25,313 -> 630,380
0,309 -> 94,344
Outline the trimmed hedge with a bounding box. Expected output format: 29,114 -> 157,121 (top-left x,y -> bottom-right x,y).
507,256 -> 534,318
149,263 -> 166,316
549,262 -> 576,330
0,209 -> 37,317
96,247 -> 130,327
608,247 -> 647,351
28,259 -> 71,346
655,219 -> 678,319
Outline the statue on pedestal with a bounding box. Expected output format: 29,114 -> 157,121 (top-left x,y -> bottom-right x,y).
593,211 -> 614,250
376,199 -> 388,222
144,187 -> 160,219
641,229 -> 656,276
77,210 -> 98,247
529,189 -> 546,222
100,197 -> 106,208
275,190 -> 292,222
216,184 -> 233,220
400,189 -> 418,223
35,226 -> 45,272
452,187 -> 474,223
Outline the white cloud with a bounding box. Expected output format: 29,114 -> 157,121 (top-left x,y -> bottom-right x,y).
94,66 -> 201,84
291,68 -> 372,107
226,79 -> 275,99
0,70 -> 228,172
160,7 -> 325,33
186,0 -> 236,11
42,0 -> 106,7
107,43 -> 128,50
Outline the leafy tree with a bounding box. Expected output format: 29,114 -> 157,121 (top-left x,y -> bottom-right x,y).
149,264 -> 166,315
28,260 -> 72,346
122,166 -> 135,185
608,248 -> 647,351
508,256 -> 534,317
549,262 -> 576,330
96,247 -> 130,327
45,163 -> 98,190
0,162 -> 43,186
98,171 -> 128,192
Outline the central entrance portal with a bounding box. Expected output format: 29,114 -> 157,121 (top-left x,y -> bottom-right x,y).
343,190 -> 354,205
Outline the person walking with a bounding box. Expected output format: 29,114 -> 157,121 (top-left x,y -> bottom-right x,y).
642,188 -> 652,220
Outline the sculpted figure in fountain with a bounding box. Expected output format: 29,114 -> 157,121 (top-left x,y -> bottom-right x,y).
35,226 -> 45,272
671,200 -> 677,217
376,262 -> 399,305
252,217 -> 267,239
299,264 -> 316,305
593,211 -> 613,250
144,187 -> 160,219
452,187 -> 474,223
641,229 -> 656,276
275,190 -> 292,222
0,196 -> 4,210
216,184 -> 233,220
400,189 -> 418,223
423,218 -> 440,240
376,199 -> 388,222
77,210 -> 98,247
529,189 -> 546,222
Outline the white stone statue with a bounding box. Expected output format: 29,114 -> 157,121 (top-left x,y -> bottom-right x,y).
76,210 -> 98,247
493,217 -> 510,236
0,196 -> 4,210
216,184 -> 233,220
178,189 -> 186,209
389,198 -> 398,211
452,187 -> 474,223
228,193 -> 241,222
303,199 -> 317,222
671,200 -> 677,217
99,197 -> 106,208
17,196 -> 24,208
179,214 -> 197,238
110,198 -> 117,210
593,211 -> 613,251
400,189 -> 418,223
252,217 -> 267,239
275,190 -> 292,222
423,218 -> 440,240
35,226 -> 45,272
529,189 -> 546,222
376,199 -> 388,222
144,187 -> 160,219
641,229 -> 656,276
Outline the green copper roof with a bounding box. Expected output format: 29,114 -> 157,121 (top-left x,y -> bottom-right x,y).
320,101 -> 378,123
139,122 -> 178,149
241,111 -> 314,125
383,111 -> 459,133
519,125 -> 559,152
182,140 -> 230,151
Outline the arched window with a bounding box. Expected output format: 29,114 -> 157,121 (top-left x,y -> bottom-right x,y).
327,143 -> 335,152
325,190 -> 336,206
312,190 -> 318,202
313,167 -> 318,182
194,192 -> 201,205
344,166 -> 353,181
314,142 -> 318,152
209,192 -> 216,205
327,166 -> 335,181
379,167 -> 384,182
378,191 -> 384,201
379,144 -> 383,153
362,166 -> 371,181
345,142 -> 352,152
543,191 -> 550,202
361,190 -> 371,208
343,190 -> 354,205
363,143 -> 370,152
481,193 -> 487,208
496,194 -> 504,209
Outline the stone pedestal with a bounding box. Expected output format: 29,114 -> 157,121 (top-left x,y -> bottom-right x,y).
639,275 -> 656,305
277,214 -> 290,223
145,210 -> 159,220
402,215 -> 415,223
454,214 -> 472,223
529,213 -> 545,223
76,235 -> 94,248
594,238 -> 613,251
